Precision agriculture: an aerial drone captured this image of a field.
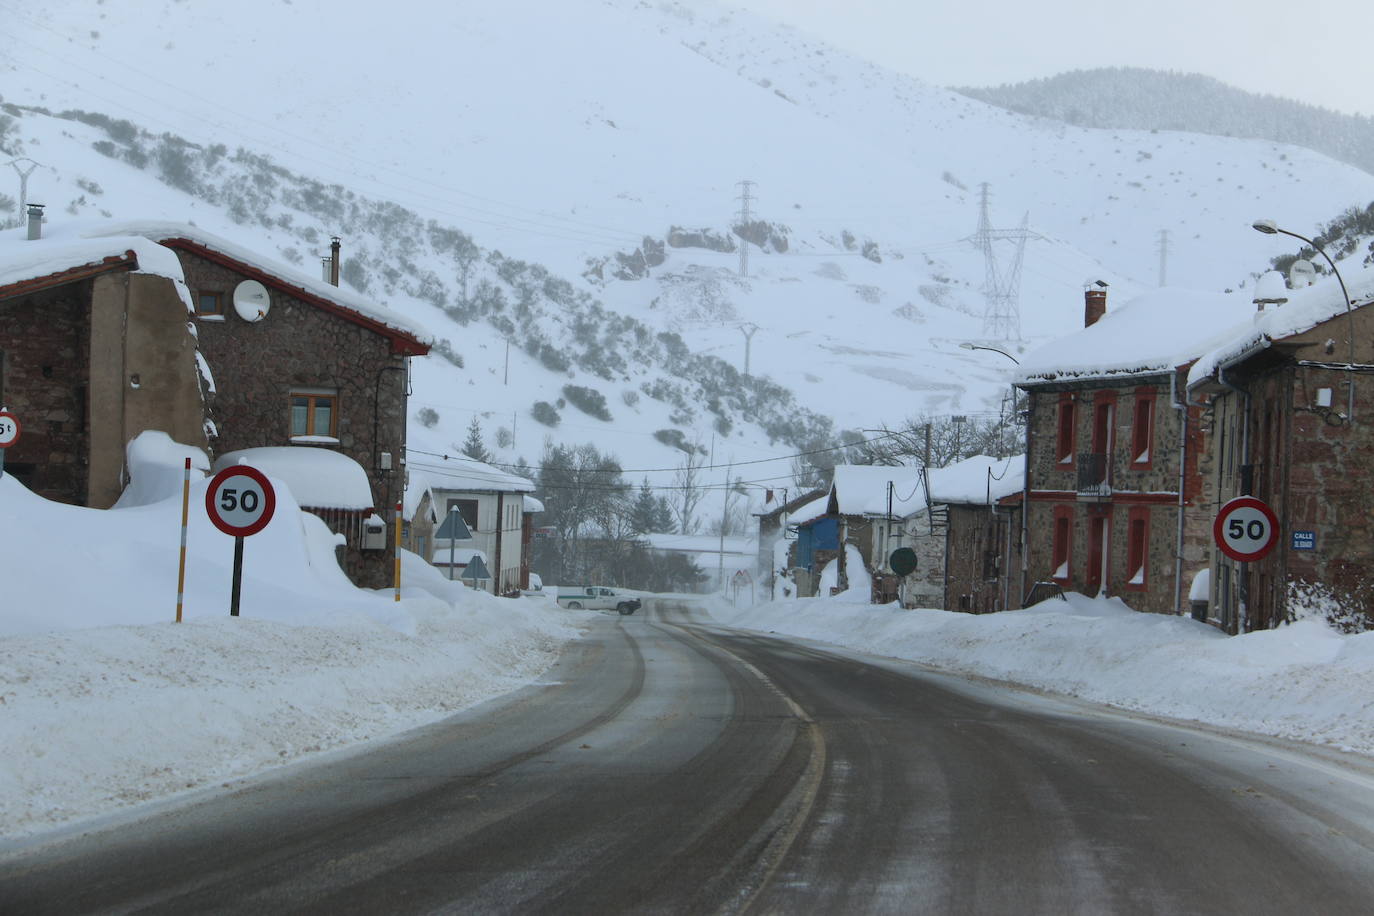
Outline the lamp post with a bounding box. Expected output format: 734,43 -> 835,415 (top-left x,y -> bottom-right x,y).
961,342 -> 1022,456
1253,219 -> 1356,422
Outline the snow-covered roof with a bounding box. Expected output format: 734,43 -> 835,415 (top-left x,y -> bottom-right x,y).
644,533 -> 755,555
828,465 -> 925,518
1187,262 -> 1374,388
1016,286 -> 1258,385
30,219 -> 432,348
523,495 -> 546,514
926,455 -> 1025,506
404,460 -> 536,514
788,494 -> 830,527
214,446 -> 375,511
0,233 -> 193,311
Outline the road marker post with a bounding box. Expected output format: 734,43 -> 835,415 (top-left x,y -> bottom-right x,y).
394,501 -> 403,602
176,457 -> 192,623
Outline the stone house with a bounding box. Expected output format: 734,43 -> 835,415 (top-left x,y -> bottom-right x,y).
1013,282 -> 1252,614
1186,268 -> 1374,629
928,455 -> 1025,613
0,222 -> 206,507
130,223 -> 430,589
1,217 -> 431,589
405,459 -> 537,595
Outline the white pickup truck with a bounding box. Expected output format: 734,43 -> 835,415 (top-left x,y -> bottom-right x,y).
555,586 -> 641,615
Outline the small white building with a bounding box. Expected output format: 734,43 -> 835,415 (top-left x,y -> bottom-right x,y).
405,460 -> 536,595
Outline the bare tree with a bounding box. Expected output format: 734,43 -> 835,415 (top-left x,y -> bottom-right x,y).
672,448 -> 706,534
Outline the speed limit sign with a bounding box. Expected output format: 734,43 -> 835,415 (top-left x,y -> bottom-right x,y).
1213,496 -> 1279,562
205,465 -> 276,537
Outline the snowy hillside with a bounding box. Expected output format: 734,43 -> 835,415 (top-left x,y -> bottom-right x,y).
4,0 -> 1374,508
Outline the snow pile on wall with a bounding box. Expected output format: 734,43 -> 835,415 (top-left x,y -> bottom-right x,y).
112,430 -> 211,509
215,446 -> 375,511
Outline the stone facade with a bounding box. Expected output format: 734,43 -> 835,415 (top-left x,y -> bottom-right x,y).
1018,375 -> 1206,614
1197,304 -> 1374,629
1,265 -> 205,508
173,244 -> 421,589
1,281 -> 91,504
944,504 -> 1015,612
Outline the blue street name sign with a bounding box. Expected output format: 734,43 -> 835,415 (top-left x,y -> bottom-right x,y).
1291,530 -> 1316,551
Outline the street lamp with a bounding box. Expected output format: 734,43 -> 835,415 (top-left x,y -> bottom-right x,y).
959,342 -> 1020,364
1252,219 -> 1356,421
961,342 -> 1022,456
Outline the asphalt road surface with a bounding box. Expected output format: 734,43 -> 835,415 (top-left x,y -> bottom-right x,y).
5,601 -> 1374,914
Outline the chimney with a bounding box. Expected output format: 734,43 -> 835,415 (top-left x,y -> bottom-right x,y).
26,203 -> 44,241
1252,270 -> 1289,312
329,236 -> 341,287
1084,278 -> 1109,327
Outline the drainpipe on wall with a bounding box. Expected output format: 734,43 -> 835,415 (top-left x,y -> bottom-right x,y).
1019,387 -> 1032,606
1169,370 -> 1188,616
1217,364 -> 1251,632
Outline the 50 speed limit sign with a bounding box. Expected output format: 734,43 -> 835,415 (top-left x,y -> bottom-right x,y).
205,465 -> 276,537
1213,496 -> 1280,562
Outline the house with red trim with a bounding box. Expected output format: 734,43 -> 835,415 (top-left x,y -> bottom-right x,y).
1012,281 -> 1252,614
1,214 -> 431,588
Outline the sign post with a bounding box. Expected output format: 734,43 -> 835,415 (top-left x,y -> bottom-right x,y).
1213,496 -> 1280,563
205,465 -> 276,617
0,410 -> 21,478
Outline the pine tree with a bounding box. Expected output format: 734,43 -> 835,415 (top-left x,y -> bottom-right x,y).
461,418 -> 492,463
628,479 -> 663,535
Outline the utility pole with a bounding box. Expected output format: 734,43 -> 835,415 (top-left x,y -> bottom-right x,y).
952,415 -> 967,459
1156,229 -> 1171,287
923,423 -> 932,469
735,180 -> 756,278
738,323 -> 759,376
503,339 -> 510,385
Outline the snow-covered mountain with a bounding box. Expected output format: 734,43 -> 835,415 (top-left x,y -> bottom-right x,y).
4,0 -> 1373,509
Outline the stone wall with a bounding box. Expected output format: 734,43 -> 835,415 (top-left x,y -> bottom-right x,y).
177,250 -> 409,589
0,282 -> 91,504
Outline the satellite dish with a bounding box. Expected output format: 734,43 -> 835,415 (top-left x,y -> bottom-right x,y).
232,279 -> 271,322
1288,259 -> 1317,289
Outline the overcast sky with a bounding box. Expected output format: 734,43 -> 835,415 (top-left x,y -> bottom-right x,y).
728,0 -> 1372,118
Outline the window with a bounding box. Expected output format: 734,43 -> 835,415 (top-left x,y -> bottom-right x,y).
448,498 -> 479,531
1132,389 -> 1155,466
196,291 -> 224,317
1051,505 -> 1073,584
1126,508 -> 1149,591
290,390 -> 337,439
416,535 -> 428,558
1056,394 -> 1075,465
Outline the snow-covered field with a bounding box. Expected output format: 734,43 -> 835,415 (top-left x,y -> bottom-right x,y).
713,593 -> 1374,757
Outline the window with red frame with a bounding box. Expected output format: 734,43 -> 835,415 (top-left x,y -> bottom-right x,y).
1052,506 -> 1073,583
1056,396 -> 1075,464
1132,392 -> 1155,465
1126,508 -> 1149,590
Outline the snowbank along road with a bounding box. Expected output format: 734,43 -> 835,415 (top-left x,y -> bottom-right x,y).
4,601 -> 1374,914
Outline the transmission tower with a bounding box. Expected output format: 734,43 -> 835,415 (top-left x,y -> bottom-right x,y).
1156,229 -> 1172,286
967,183 -> 1038,341
735,179 -> 756,278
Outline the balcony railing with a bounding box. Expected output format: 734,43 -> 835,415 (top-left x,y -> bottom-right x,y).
1076,452 -> 1113,498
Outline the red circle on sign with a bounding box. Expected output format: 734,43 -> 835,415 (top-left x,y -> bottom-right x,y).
0,411 -> 21,448
205,466 -> 277,537
1212,495 -> 1280,562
